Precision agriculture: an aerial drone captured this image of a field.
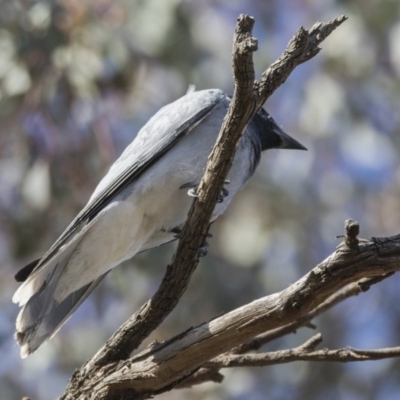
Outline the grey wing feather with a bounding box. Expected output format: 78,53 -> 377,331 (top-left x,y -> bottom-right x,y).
18,89 -> 223,281
13,89 -> 224,356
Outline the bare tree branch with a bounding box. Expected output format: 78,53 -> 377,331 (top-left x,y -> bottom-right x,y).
255,15 -> 347,109
83,230 -> 400,398
205,334 -> 400,368
232,269 -> 394,354
60,14 -> 348,400
232,283 -> 361,354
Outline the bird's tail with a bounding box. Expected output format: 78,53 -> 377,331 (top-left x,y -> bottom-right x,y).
15,274 -> 106,358
13,222 -> 106,358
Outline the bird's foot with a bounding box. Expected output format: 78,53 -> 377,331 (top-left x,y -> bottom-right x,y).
164,226 -> 213,240
180,182 -> 199,198
170,226 -> 182,239
197,241 -> 209,257
187,188 -> 199,198
180,180 -> 230,201
218,186 -> 229,203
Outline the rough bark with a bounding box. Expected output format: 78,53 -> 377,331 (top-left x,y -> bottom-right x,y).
86,229 -> 400,396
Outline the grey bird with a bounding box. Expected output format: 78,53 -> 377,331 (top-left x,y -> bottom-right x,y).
13,88 -> 306,358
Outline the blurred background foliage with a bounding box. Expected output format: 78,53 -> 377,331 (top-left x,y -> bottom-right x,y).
1,0 -> 400,399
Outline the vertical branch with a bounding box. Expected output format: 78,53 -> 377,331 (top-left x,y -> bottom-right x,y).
84,14 -> 260,371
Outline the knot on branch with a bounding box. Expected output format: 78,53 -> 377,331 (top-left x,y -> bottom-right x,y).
236,14 -> 255,31
237,37 -> 258,54
286,26 -> 309,58
234,15 -> 258,55
344,219 -> 360,249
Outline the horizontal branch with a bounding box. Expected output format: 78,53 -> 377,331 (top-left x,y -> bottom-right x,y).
233,272 -> 394,354
206,334 -> 400,367
95,229 -> 400,396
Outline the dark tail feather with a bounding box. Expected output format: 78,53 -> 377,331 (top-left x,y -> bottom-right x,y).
16,273 -> 107,358
15,258 -> 41,282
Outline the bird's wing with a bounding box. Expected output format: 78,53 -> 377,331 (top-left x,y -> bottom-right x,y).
15,89 -> 224,282
14,89 -> 225,357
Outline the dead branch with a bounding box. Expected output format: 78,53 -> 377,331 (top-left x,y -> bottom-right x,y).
232,268 -> 395,355
232,282 -> 363,354
82,230 -> 400,398
206,333 -> 400,368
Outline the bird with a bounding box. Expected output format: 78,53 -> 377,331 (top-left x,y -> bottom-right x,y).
13,87 -> 306,358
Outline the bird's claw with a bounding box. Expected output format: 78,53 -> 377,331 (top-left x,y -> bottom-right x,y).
197,242 -> 209,257
164,226 -> 212,240
218,186 -> 229,203
180,181 -> 199,197
170,226 -> 182,239
188,188 -> 199,198
181,180 -> 229,201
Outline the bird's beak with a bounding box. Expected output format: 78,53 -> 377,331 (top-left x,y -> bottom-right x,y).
274,125 -> 307,151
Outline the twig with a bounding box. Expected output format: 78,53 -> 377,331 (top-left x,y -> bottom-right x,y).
205,334 -> 400,368
255,15 -> 347,109
176,368 -> 224,389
